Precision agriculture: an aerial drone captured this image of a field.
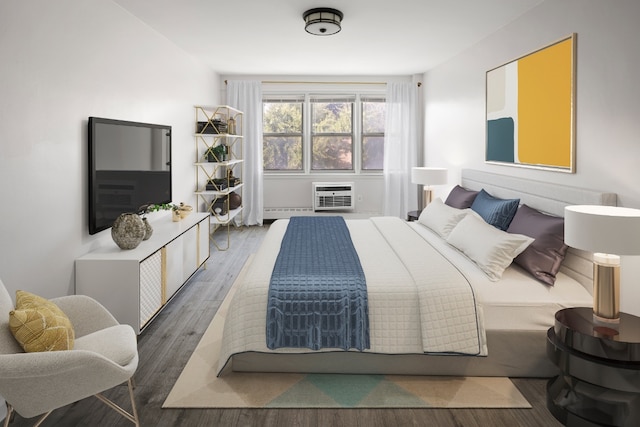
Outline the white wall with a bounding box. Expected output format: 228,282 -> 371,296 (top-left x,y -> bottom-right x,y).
263,175 -> 384,218
423,0 -> 640,315
0,0 -> 219,299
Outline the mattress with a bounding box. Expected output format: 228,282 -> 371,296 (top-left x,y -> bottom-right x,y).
408,222 -> 593,331
217,216 -> 593,377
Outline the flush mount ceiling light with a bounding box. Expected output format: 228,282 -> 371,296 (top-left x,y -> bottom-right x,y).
303,8 -> 343,36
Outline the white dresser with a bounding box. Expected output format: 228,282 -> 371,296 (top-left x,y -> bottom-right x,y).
76,213 -> 210,333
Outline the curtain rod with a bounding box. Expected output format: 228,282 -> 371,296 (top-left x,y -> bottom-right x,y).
224,80 -> 421,87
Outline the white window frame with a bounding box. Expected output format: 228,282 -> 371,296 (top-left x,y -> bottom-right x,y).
263,91 -> 385,175
360,96 -> 386,172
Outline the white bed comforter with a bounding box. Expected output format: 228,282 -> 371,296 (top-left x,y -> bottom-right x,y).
217,216 -> 487,375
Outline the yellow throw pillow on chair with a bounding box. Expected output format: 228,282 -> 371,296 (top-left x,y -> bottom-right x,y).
9,290 -> 75,352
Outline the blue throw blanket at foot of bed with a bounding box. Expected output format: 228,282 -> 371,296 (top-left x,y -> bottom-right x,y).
266,216 -> 370,351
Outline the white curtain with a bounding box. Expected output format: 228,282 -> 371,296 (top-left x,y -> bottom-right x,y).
226,80 -> 263,226
383,82 -> 419,217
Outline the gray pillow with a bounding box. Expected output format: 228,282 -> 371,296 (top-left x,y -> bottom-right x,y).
506,204 -> 568,286
444,185 -> 479,209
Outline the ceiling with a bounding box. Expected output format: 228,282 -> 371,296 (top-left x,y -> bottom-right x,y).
114,0 -> 542,76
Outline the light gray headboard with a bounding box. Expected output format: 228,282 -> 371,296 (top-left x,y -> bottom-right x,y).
460,169 -> 617,292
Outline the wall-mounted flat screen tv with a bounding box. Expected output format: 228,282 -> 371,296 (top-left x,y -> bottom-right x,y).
88,117 -> 172,235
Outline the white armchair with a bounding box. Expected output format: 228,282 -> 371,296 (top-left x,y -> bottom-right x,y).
0,279 -> 139,426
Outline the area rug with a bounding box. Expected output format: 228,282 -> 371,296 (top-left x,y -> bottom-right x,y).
163,256 -> 531,409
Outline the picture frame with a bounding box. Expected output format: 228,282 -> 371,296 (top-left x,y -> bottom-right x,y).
485,34 -> 576,173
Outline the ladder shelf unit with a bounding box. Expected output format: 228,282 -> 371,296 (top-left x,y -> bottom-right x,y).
194,105 -> 244,250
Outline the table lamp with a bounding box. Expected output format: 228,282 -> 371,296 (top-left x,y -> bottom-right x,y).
411,167 -> 448,210
564,205 -> 640,325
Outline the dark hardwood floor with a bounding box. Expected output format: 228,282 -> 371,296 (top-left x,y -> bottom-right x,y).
6,225 -> 562,427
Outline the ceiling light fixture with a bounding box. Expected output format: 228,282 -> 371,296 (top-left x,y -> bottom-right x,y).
303,8 -> 343,36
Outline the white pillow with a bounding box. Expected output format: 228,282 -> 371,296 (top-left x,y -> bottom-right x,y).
446,213 -> 534,281
418,198 -> 469,238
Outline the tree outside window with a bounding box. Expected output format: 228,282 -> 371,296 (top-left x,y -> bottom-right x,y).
311,100 -> 353,171
263,100 -> 303,171
362,98 -> 385,170
262,94 -> 385,173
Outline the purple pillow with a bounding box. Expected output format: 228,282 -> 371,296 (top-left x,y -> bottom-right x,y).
506,204 -> 568,286
444,185 -> 479,209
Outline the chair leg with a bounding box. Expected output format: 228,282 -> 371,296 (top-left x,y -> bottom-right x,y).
3,403 -> 12,427
4,380 -> 138,427
3,404 -> 51,427
31,411 -> 53,427
93,379 -> 140,426
127,378 -> 140,426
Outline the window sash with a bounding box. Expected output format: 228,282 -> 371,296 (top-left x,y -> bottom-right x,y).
263,99 -> 303,171
310,100 -> 353,170
360,99 -> 385,171
263,93 -> 384,173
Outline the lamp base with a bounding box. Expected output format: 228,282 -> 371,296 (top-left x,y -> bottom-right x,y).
592,253 -> 620,324
592,315 -> 620,337
421,188 -> 434,211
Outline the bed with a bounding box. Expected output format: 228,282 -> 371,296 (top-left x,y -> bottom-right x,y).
217,169 -> 616,378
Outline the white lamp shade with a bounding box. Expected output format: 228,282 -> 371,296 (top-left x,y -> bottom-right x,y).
411,167 -> 448,186
564,205 -> 640,255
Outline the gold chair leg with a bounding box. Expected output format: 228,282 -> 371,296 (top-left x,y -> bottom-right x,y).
4,380 -> 138,427
3,403 -> 11,427
127,378 -> 140,426
31,411 -> 53,427
93,379 -> 140,426
3,404 -> 51,427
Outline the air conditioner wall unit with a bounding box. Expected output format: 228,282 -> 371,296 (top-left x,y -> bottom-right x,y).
313,182 -> 355,211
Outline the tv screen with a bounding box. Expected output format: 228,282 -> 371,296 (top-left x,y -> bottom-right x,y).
88,117 -> 172,235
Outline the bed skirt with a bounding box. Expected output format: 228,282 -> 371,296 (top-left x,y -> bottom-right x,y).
229,329 -> 556,378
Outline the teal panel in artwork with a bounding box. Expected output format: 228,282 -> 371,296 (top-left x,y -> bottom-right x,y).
486,118 -> 515,162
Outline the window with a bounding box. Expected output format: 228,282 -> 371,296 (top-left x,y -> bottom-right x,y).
263,99 -> 303,171
311,98 -> 353,170
263,93 -> 385,173
361,98 -> 385,170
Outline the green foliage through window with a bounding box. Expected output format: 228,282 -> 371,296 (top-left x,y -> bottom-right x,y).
263,101 -> 303,170
311,101 -> 353,170
263,94 -> 385,172
362,99 -> 385,170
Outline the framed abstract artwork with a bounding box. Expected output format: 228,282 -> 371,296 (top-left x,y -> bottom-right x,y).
485,34 -> 576,172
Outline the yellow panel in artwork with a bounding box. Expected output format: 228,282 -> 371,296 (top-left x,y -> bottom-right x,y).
518,38 -> 573,168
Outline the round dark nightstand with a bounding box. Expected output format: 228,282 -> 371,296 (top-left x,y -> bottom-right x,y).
407,210 -> 420,221
546,307 -> 640,426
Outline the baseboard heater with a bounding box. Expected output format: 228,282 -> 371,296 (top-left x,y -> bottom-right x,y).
264,207 -> 313,220
313,182 -> 355,211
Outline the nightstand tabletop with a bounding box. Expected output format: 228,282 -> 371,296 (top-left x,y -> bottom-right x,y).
553,307 -> 640,363
407,210 -> 420,221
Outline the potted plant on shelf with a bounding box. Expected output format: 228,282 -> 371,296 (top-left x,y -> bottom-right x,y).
206,144 -> 228,162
